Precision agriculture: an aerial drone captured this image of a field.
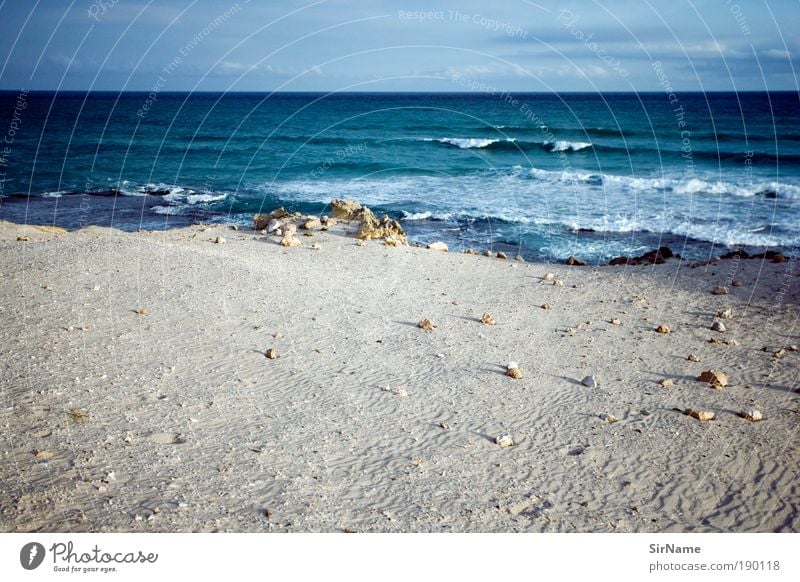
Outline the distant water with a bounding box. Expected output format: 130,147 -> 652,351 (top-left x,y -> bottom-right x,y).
1,91 -> 799,262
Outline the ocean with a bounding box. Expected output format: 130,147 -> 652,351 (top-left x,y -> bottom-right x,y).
1,90 -> 798,262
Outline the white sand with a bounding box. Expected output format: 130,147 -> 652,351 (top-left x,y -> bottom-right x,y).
0,220 -> 798,532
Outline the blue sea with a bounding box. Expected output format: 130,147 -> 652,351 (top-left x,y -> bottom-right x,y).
1,91 -> 798,262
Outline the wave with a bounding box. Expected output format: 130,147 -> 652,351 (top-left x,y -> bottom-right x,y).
428,137 -> 594,153
433,137 -> 505,149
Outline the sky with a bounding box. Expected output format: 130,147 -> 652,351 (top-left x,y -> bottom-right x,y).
0,0 -> 797,92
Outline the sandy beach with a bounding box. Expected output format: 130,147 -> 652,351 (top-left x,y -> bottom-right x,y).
1,215 -> 798,533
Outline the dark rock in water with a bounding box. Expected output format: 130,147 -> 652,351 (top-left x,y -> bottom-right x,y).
720,249 -> 749,259
585,175 -> 603,186
566,256 -> 587,266
751,250 -> 788,263
93,188 -> 123,197
141,186 -> 173,196
757,189 -> 778,199
608,246 -> 673,266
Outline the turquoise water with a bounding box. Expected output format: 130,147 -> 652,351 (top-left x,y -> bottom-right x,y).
1,91 -> 799,261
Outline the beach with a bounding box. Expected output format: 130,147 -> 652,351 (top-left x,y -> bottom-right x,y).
1,215 -> 798,533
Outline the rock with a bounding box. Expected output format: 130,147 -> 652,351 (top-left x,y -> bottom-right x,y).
599,413 -> 617,423
697,369 -> 728,388
439,422 -> 450,430
659,378 -> 674,387
357,209 -> 408,245
566,256 -> 587,266
716,308 -> 733,319
265,348 -> 278,359
655,325 -> 670,334
687,354 -> 700,362
34,450 -> 55,461
302,218 -> 322,230
310,243 -> 321,250
608,246 -> 674,266
483,250 -> 493,257
480,313 -> 496,325
229,224 -> 239,231
506,367 -> 523,379
320,216 -> 337,227
355,239 -> 366,247
711,286 -> 728,295
214,236 -> 225,244
495,434 -> 514,447
253,207 -> 290,230
739,407 -> 763,422
330,198 -> 363,220
553,280 -> 564,287
732,280 -> 744,287
418,319 -> 435,331
514,255 -> 525,262
710,321 -> 726,332
582,375 -> 598,388
496,252 -> 508,259
464,249 -> 476,255
280,224 -> 302,247
543,273 -> 555,281
540,303 -> 551,310
427,241 -> 448,252
266,218 -> 287,233
684,408 -> 715,421
610,318 -> 621,325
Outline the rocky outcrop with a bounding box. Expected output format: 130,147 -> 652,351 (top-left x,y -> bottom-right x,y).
254,207 -> 290,231
329,199 -> 408,245
330,199 -> 363,220
609,246 -> 675,266
279,224 -> 302,247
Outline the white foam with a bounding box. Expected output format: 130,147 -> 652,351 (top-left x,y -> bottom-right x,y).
548,140 -> 593,152
438,137 -> 502,149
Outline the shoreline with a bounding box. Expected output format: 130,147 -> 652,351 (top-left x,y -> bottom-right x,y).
1,217 -> 798,532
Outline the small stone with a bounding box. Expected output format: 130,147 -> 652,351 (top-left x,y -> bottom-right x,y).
710,321 -> 726,332
265,348 -> 278,360
687,354 -> 700,362
582,375 -> 598,388
279,224 -> 302,247
302,218 -> 322,230
495,434 -> 514,447
697,369 -> 728,388
788,345 -> 798,352
309,243 -> 321,250
599,413 -> 617,423
732,280 -> 744,287
418,319 -> 435,331
483,250 -> 493,257
355,239 -> 366,247
34,450 -> 55,461
610,318 -> 621,325
553,280 -> 564,287
739,407 -> 763,422
716,308 -> 733,319
480,313 -> 496,325
505,367 -> 523,379
514,255 -> 525,262
17,235 -> 30,241
684,408 -> 715,421
133,308 -> 148,316
381,385 -> 408,398
655,325 -> 670,334
659,378 -> 674,387
540,303 -> 551,310
496,252 -> 508,259
427,241 -> 448,252
711,286 -> 728,295
65,326 -> 75,332
543,273 -> 555,281
439,422 -> 450,430
214,236 -> 225,244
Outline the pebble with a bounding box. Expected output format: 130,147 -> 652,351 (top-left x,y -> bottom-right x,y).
427,241 -> 448,252
710,321 -> 726,332
687,354 -> 700,362
553,280 -> 564,287
697,369 -> 728,388
382,385 -> 408,398
659,378 -> 674,387
480,313 -> 496,325
483,250 -> 493,257
309,243 -> 321,250
496,252 -> 508,259
599,413 -> 617,423
514,255 -> 525,262
418,319 -> 435,331
540,303 -> 551,310
265,348 -> 278,359
582,375 -> 598,388
716,308 -> 734,319
655,325 -> 670,334
739,407 -> 763,422
495,434 -> 514,447
505,367 -> 523,379
439,422 -> 450,430
684,408 -> 715,421
543,273 -> 555,281
610,318 -> 621,325
711,286 -> 729,295
732,280 -> 744,287
214,236 -> 225,244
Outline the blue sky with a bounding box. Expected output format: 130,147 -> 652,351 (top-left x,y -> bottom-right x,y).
0,0 -> 797,91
